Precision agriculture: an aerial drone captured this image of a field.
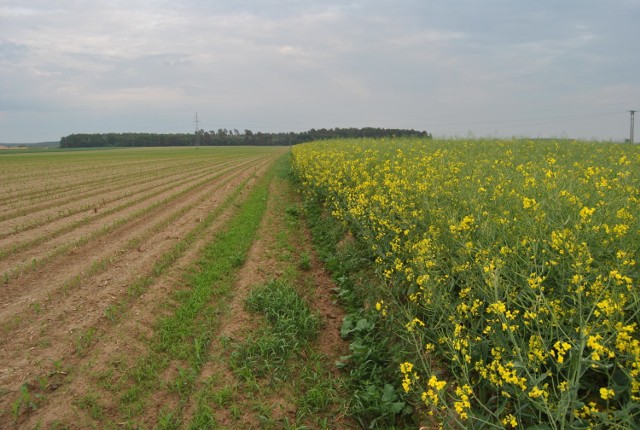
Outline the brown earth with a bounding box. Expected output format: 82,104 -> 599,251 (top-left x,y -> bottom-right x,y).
0,157 -> 260,270
0,156 -> 273,339
0,148 -> 281,427
0,147 -> 352,429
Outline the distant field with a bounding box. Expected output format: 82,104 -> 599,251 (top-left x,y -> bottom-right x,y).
0,142 -> 58,150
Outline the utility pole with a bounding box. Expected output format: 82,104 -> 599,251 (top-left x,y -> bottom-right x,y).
630,110 -> 636,143
194,112 -> 201,146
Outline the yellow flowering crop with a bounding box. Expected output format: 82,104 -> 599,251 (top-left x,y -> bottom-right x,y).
292,138 -> 640,428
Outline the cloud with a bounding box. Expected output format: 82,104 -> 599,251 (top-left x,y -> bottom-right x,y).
1,0 -> 639,141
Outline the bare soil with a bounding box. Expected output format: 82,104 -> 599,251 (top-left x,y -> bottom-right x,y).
0,147 -> 352,429
0,149 -> 281,427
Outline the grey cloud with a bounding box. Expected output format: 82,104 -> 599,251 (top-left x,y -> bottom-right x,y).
1,0 -> 639,142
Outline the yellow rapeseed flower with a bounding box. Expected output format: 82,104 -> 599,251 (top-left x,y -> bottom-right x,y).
600,387 -> 615,400
502,413 -> 518,428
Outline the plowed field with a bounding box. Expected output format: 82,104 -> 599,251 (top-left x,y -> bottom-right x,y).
0,146 -> 350,429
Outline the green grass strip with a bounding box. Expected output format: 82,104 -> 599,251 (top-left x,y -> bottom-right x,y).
228,280 -> 321,380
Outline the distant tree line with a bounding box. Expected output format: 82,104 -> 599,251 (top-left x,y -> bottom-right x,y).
59,127 -> 431,148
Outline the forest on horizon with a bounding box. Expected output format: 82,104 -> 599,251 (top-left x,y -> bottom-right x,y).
60,127 -> 432,148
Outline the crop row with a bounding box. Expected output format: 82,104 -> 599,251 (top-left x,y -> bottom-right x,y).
0,155 -> 268,281
0,149 -> 275,282
292,138 -> 640,428
0,148 -> 243,209
0,157 -> 240,236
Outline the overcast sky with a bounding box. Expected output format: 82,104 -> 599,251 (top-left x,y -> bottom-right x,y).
1,0 -> 639,143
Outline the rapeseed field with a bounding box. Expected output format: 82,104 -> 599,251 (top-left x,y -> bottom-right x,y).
292,138 -> 640,428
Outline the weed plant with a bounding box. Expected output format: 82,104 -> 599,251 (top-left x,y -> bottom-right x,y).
231,280 -> 320,379
12,384 -> 40,420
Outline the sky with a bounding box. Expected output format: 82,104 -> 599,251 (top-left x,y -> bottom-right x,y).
1,0 -> 639,143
